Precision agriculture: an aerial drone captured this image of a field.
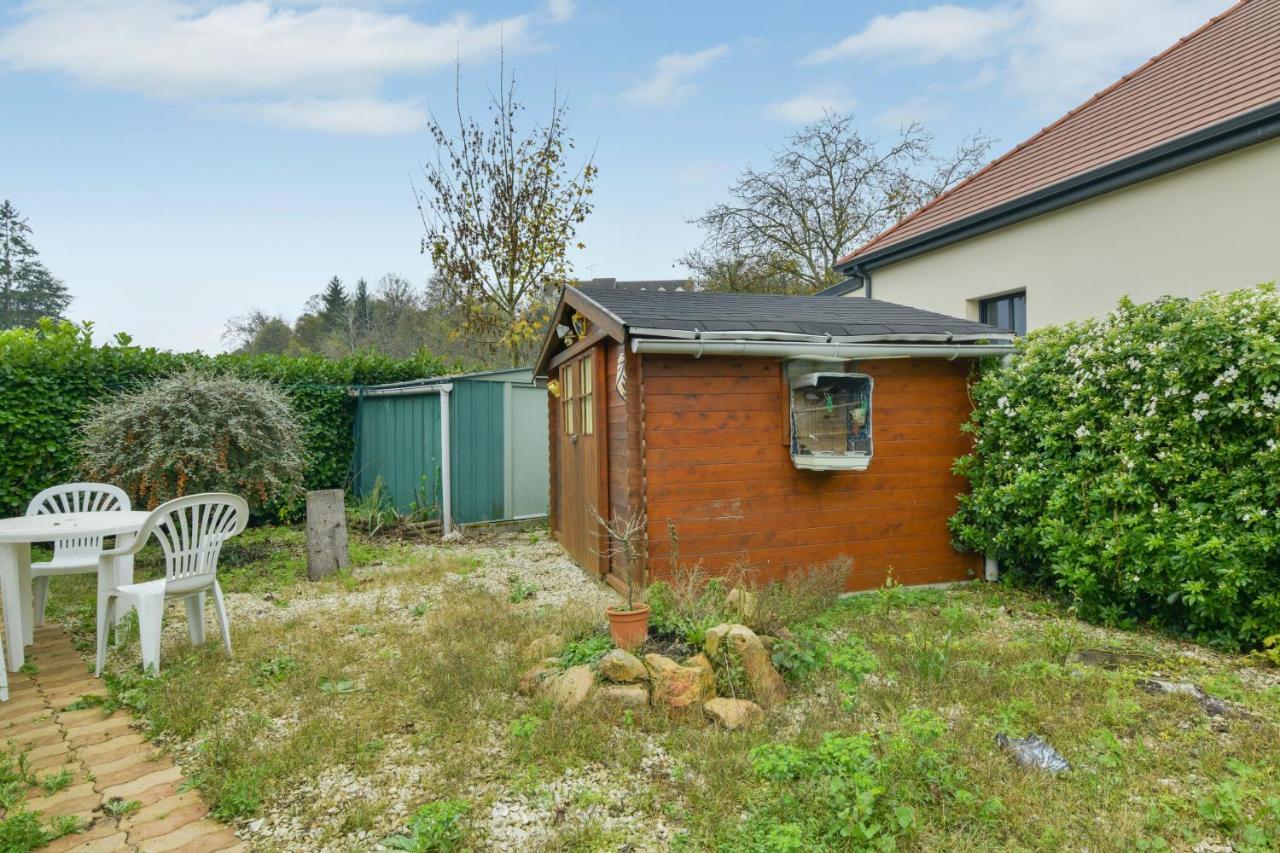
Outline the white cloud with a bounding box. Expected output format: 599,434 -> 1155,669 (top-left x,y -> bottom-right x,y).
546,0 -> 575,23
0,0 -> 529,133
874,96 -> 944,129
765,88 -> 856,123
232,96 -> 427,135
1004,0 -> 1225,114
808,0 -> 1227,117
808,4 -> 1020,65
621,45 -> 728,108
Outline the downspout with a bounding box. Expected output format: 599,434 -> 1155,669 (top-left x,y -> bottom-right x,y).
850,264 -> 871,299
439,385 -> 452,537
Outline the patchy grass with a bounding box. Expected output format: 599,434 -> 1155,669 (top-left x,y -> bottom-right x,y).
39,526 -> 1280,850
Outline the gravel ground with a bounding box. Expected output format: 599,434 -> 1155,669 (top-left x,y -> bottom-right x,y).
128,527 -> 633,852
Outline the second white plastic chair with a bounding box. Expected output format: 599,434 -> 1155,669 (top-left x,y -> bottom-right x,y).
95,493 -> 248,676
26,483 -> 131,626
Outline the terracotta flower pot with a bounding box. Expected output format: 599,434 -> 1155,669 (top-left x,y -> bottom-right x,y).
606,604 -> 650,651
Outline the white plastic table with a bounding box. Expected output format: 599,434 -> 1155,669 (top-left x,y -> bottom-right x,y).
0,511 -> 151,672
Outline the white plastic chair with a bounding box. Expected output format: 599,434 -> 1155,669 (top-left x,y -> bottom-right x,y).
95,494 -> 248,676
26,483 -> 131,626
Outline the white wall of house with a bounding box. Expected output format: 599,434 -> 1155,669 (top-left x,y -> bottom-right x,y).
857,138 -> 1280,329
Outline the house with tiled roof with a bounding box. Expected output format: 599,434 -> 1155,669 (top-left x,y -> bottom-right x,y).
819,0 -> 1280,335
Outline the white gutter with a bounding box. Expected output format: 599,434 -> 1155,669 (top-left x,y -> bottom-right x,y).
628,327 -> 1010,345
630,339 -> 1017,360
356,383 -> 453,536
356,382 -> 454,398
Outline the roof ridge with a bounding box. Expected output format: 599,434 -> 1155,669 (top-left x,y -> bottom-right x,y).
839,0 -> 1253,265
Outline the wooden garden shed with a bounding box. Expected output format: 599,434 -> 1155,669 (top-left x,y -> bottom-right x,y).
533,285 -> 1016,594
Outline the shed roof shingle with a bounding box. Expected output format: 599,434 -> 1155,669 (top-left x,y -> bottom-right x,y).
574,285 -> 1011,342
842,0 -> 1280,265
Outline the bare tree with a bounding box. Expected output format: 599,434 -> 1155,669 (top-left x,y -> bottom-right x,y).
684,113 -> 992,293
417,66 -> 597,367
222,311 -> 295,355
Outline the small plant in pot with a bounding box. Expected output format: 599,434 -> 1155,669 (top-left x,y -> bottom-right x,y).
593,509 -> 650,650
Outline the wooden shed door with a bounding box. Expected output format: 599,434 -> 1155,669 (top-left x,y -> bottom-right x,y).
555,349 -> 606,575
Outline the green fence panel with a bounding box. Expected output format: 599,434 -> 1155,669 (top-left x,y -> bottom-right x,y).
449,380 -> 505,523
353,393 -> 443,515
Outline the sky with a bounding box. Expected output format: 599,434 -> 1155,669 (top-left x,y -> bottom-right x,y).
0,0 -> 1230,352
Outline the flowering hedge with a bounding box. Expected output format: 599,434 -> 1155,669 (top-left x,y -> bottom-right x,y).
952,286 -> 1280,649
0,321 -> 447,519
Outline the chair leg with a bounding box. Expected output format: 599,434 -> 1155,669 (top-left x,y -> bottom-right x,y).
211,581 -> 232,657
95,595 -> 116,678
33,577 -> 50,627
184,593 -> 207,646
113,551 -> 135,628
135,593 -> 165,675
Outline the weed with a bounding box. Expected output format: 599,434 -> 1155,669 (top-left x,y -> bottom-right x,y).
62,694 -> 107,712
508,714 -> 542,740
18,661 -> 37,676
557,636 -> 613,669
38,769 -> 73,795
507,575 -> 538,603
829,635 -> 879,704
384,799 -> 471,852
320,678 -> 358,694
769,628 -> 830,681
900,629 -> 955,684
1255,635 -> 1280,667
748,559 -> 848,636
101,797 -> 141,818
0,812 -> 80,852
1043,621 -> 1083,665
253,656 -> 299,684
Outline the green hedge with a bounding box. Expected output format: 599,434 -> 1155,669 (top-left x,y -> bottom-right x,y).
0,321 -> 447,518
951,286 -> 1280,649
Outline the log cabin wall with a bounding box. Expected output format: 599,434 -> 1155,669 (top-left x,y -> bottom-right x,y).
605,340 -> 646,588
639,354 -> 980,591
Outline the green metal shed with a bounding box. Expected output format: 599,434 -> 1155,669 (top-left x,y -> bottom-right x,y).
352,368 -> 549,532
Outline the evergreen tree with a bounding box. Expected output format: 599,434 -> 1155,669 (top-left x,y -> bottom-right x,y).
319,276 -> 348,329
352,278 -> 372,336
0,200 -> 70,329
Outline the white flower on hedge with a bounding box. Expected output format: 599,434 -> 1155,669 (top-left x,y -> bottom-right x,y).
1075,424 -> 1089,439
1192,409 -> 1207,422
1193,391 -> 1210,403
1213,366 -> 1240,386
1127,357 -> 1142,371
1262,390 -> 1280,409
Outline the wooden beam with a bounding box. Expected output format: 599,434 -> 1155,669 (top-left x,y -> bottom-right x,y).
549,328 -> 609,371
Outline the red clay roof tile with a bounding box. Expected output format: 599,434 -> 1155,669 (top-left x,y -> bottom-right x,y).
841,0 -> 1279,264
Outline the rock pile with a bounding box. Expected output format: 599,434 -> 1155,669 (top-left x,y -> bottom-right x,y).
518,623 -> 785,731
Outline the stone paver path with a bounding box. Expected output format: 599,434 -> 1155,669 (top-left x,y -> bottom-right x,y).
1,624 -> 246,852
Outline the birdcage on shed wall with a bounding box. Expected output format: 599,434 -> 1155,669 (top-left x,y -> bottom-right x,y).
789,372 -> 873,470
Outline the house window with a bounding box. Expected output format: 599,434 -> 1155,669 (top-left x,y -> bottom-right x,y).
561,363 -> 576,435
789,372 -> 873,471
580,354 -> 594,435
980,291 -> 1027,335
